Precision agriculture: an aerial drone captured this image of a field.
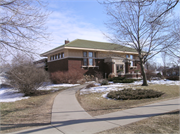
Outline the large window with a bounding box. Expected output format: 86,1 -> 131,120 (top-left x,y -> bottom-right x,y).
82,51 -> 96,66
83,58 -> 88,66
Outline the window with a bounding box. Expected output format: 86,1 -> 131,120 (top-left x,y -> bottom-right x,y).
130,55 -> 133,66
61,52 -> 64,58
116,64 -> 123,73
130,61 -> 133,66
83,51 -> 96,66
55,54 -> 58,59
59,53 -> 61,59
83,58 -> 87,66
50,56 -> 53,61
89,59 -> 93,66
89,52 -> 93,57
126,55 -> 129,58
130,55 -> 133,59
53,55 -> 56,60
83,52 -> 87,57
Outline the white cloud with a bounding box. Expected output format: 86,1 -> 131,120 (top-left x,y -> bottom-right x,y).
36,11 -> 109,58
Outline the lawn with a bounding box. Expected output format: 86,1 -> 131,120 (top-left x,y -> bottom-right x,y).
97,110 -> 179,134
77,84 -> 180,116
0,87 -> 68,134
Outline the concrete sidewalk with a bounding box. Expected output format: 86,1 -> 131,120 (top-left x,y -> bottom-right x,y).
10,84 -> 180,134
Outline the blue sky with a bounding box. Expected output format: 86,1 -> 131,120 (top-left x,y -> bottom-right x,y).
37,0 -> 179,65
39,0 -> 108,53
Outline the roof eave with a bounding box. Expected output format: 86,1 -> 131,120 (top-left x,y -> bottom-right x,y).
40,46 -> 66,57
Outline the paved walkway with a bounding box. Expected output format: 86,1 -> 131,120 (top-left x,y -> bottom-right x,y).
11,84 -> 180,134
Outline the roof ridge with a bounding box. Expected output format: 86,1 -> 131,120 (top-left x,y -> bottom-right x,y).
75,38 -> 114,44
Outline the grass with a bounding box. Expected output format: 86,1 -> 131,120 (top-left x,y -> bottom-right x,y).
0,87 -> 68,134
77,84 -> 179,116
97,110 -> 180,134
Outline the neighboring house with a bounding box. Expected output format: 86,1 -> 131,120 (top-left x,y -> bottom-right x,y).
40,39 -> 142,79
163,66 -> 179,77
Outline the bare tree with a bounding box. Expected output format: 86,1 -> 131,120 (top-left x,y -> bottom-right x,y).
166,18 -> 180,59
6,53 -> 50,96
0,0 -> 50,62
101,0 -> 179,86
161,51 -> 167,68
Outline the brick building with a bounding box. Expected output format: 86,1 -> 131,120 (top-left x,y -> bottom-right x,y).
40,39 -> 142,79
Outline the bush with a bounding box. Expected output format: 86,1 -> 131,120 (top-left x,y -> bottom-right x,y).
166,76 -> 179,81
113,80 -> 122,83
86,83 -> 96,89
121,79 -> 134,83
83,75 -> 95,81
107,88 -> 164,100
113,79 -> 134,83
108,78 -> 114,81
101,80 -> 109,85
113,77 -> 126,80
108,77 -> 126,82
51,70 -> 84,84
7,63 -> 50,96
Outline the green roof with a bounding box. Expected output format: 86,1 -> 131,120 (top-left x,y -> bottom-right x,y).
41,39 -> 137,56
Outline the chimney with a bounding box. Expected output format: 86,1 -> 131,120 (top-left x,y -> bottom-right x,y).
65,39 -> 70,44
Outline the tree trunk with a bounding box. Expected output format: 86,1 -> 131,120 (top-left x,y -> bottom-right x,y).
140,58 -> 148,86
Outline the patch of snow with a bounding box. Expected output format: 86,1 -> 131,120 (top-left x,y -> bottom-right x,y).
37,83 -> 80,90
0,88 -> 29,102
133,80 -> 180,86
85,81 -> 96,83
0,83 -> 79,102
80,84 -> 124,95
80,80 -> 180,95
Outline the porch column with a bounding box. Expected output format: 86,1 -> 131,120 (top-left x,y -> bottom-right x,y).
112,63 -> 114,74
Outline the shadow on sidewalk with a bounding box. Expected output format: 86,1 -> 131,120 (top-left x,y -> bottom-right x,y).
9,110 -> 179,134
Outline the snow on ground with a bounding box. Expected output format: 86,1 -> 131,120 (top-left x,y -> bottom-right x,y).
80,80 -> 180,95
37,84 -> 80,90
133,80 -> 180,86
0,83 -> 79,103
0,88 -> 29,102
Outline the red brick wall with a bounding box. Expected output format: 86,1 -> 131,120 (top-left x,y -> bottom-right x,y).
48,58 -> 115,77
48,59 -> 68,72
68,58 -> 83,71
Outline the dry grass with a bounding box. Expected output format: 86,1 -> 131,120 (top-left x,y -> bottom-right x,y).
0,87 -> 68,133
97,110 -> 180,134
77,84 -> 179,116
